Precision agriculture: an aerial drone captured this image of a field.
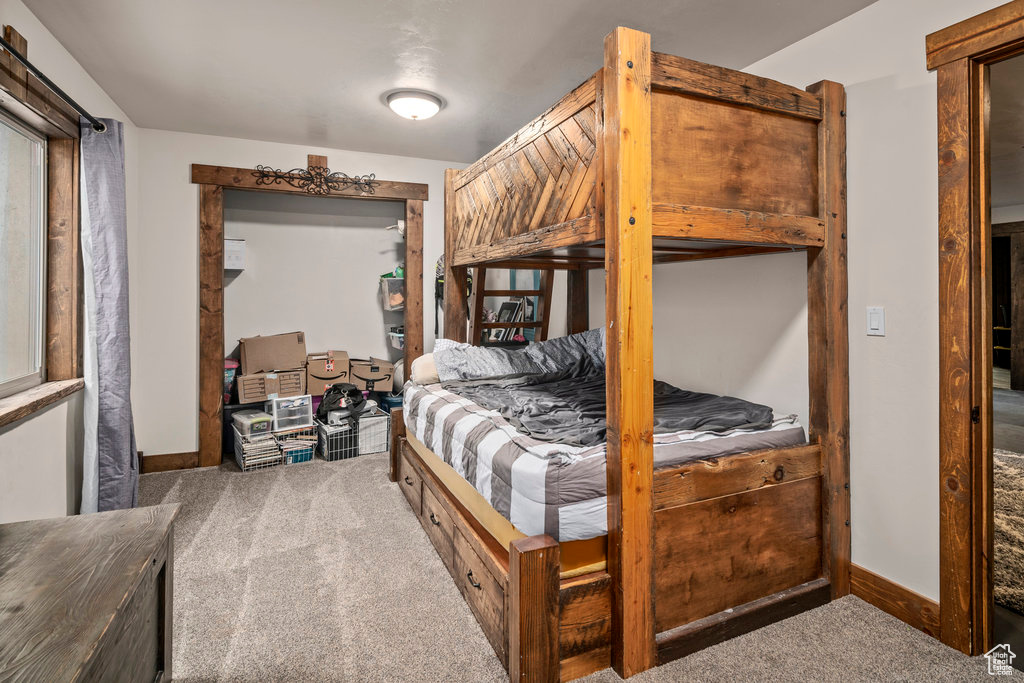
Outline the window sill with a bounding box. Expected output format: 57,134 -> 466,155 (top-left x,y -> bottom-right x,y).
0,378 -> 85,430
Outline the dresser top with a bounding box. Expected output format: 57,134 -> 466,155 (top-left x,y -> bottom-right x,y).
0,504 -> 178,681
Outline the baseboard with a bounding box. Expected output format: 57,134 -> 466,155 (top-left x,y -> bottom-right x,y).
140,451 -> 199,473
849,563 -> 939,638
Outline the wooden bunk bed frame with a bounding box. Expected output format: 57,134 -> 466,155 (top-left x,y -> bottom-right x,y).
390,27 -> 848,681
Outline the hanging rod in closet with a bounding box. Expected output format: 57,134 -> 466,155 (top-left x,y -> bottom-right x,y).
0,34 -> 106,132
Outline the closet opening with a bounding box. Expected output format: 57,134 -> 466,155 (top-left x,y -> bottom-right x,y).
178,156 -> 427,472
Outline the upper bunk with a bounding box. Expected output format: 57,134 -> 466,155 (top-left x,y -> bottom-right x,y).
445,40 -> 837,270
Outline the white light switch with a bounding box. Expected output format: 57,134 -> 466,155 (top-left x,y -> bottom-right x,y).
867,306 -> 885,336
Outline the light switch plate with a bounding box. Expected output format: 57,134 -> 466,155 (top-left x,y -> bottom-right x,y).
867,306 -> 885,336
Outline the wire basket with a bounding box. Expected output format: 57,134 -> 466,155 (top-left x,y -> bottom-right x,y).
233,425 -> 283,471
275,425 -> 317,464
317,409 -> 391,461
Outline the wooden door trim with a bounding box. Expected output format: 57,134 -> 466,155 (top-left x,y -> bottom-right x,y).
929,0 -> 1024,656
193,161 -> 427,468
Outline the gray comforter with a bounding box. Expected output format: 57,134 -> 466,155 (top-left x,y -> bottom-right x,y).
442,355 -> 774,447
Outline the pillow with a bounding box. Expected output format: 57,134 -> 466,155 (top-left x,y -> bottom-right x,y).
431,328 -> 605,382
410,353 -> 441,385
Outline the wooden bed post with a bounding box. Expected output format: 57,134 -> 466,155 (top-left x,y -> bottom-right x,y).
603,26 -> 656,678
508,535 -> 560,681
389,407 -> 405,483
805,80 -> 851,599
566,268 -> 590,335
444,168 -> 469,342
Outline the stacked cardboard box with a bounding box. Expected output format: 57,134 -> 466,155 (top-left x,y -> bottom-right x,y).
235,332 -> 308,404
350,357 -> 395,392
230,331 -> 394,403
306,350 -> 351,398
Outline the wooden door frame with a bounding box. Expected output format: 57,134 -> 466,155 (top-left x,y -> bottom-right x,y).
928,0 -> 1024,656
187,159 -> 428,469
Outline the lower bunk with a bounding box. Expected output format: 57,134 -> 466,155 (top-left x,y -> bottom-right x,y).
389,409 -> 829,681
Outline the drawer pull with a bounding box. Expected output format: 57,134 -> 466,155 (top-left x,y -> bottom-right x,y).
404,476 -> 414,486
429,512 -> 441,526
467,570 -> 482,590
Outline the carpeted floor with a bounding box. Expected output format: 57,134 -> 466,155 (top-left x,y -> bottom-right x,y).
994,449 -> 1024,614
140,454 -> 991,682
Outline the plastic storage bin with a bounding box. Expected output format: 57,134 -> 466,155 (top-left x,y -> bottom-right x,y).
232,409 -> 272,437
380,277 -> 405,311
264,394 -> 313,431
224,359 -> 240,403
382,395 -> 403,412
387,324 -> 405,350
317,409 -> 391,461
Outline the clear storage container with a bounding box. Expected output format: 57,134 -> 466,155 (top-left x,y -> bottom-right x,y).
380,277 -> 405,311
264,394 -> 313,431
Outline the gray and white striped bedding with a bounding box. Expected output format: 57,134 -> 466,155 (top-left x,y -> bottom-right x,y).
403,381 -> 806,542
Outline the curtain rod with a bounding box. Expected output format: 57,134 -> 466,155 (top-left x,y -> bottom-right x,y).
0,35 -> 106,133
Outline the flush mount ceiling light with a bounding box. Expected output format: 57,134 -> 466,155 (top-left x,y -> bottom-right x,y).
386,90 -> 443,120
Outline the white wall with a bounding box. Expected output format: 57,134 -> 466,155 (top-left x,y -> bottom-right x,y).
588,251 -> 809,425
739,0 -> 1009,601
0,393 -> 83,522
223,192 -> 407,363
0,0 -> 137,518
134,128 -> 460,454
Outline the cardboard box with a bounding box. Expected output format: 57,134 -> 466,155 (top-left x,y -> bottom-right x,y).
306,351 -> 351,398
236,370 -> 306,404
239,332 -> 307,375
349,357 -> 395,392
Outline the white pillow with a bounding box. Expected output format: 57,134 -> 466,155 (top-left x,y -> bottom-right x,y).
410,353 -> 440,385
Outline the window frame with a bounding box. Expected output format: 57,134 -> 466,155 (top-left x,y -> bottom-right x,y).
0,106 -> 48,400
0,24 -> 84,430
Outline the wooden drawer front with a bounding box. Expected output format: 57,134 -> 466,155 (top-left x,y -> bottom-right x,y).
399,450 -> 423,515
454,529 -> 506,660
420,485 -> 455,572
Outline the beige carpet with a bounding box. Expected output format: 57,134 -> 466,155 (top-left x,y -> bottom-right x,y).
995,449 -> 1024,614
141,455 -> 991,682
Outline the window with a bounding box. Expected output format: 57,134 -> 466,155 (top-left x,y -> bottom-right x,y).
0,110 -> 46,399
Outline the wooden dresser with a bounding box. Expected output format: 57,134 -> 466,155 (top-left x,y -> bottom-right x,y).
0,504 -> 178,682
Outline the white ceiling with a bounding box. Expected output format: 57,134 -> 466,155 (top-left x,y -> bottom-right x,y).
25,0 -> 876,163
991,56 -> 1024,209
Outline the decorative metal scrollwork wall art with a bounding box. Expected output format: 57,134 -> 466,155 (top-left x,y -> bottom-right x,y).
252,164 -> 377,195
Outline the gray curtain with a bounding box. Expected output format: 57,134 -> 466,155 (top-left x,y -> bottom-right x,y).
80,117 -> 137,512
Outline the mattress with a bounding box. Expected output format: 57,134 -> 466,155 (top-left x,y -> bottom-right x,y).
403,381 -> 806,543
406,434 -> 608,578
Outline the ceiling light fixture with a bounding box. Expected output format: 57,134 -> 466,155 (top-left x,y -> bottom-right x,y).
386,90 -> 443,120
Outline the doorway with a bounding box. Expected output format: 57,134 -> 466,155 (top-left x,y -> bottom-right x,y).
990,53 -> 1024,667
930,1 -> 1024,660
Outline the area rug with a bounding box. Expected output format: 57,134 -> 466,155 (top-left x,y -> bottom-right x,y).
995,449 -> 1024,614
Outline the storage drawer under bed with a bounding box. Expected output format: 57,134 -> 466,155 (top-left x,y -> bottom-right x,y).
398,450 -> 422,515
454,528 -> 506,662
421,485 -> 455,573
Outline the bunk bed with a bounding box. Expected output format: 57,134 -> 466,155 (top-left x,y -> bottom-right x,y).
389,26 -> 848,681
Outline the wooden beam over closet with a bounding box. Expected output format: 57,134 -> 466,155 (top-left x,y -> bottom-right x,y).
190,163 -> 428,202
190,158 -> 428,470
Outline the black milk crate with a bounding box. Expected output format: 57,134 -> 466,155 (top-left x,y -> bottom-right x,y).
317,409 -> 391,461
